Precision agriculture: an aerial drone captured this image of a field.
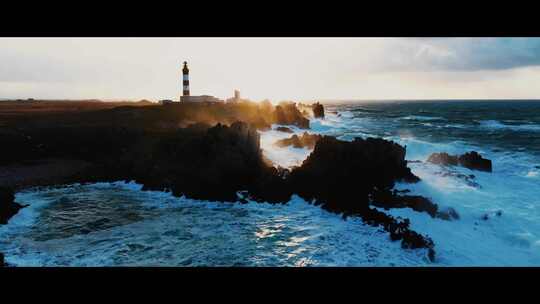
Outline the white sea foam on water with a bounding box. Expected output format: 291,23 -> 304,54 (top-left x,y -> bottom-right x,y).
401,115 -> 445,121
479,120 -> 540,132
388,136 -> 540,266
258,126 -> 313,168
0,183 -> 431,266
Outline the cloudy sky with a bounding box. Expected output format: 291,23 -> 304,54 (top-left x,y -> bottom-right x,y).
1,37 -> 540,102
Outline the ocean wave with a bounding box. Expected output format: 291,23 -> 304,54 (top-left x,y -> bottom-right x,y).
401,115 -> 445,121
0,184 -> 428,266
350,108 -> 383,114
478,120 -> 540,132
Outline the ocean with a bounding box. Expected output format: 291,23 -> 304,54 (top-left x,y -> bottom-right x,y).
2,100 -> 540,266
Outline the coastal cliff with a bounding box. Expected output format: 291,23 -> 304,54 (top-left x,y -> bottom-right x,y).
0,100 -> 437,260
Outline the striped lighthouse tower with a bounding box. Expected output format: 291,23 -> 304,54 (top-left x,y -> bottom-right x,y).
182,61 -> 190,98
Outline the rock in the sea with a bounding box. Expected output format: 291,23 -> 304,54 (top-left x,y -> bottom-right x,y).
273,102 -> 310,129
427,151 -> 492,172
427,152 -> 458,166
436,207 -> 460,221
0,252 -> 4,267
0,187 -> 26,225
275,126 -> 294,133
312,102 -> 325,119
274,132 -> 322,149
286,136 -> 434,258
371,190 -> 439,218
289,136 -> 420,212
458,151 -> 492,172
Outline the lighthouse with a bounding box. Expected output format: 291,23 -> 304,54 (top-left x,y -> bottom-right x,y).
178,61 -> 223,103
182,61 -> 190,97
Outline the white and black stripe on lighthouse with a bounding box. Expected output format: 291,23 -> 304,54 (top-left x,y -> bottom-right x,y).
182,61 -> 190,97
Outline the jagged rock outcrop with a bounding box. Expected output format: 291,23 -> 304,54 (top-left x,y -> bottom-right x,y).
288,136 -> 420,211
286,136 -> 434,259
312,102 -> 325,119
274,132 -> 322,149
275,126 -> 294,133
273,102 -> 310,129
136,122 -> 267,202
427,152 -> 458,166
372,191 -> 438,217
427,151 -> 492,172
1,187 -> 26,225
458,151 -> 492,172
371,190 -> 459,220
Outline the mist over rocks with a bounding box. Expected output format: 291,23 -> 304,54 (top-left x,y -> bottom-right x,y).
427,151 -> 492,172
274,132 -> 323,149
312,102 -> 325,119
273,102 -> 310,129
297,102 -> 325,119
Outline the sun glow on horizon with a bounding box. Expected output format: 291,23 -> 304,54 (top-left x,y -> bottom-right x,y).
2,37 -> 540,101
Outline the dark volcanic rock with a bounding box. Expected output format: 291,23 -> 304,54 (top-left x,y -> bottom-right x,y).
372,189 -> 458,220
371,190 -> 439,218
427,151 -> 492,172
136,122 -> 268,202
0,187 -> 26,225
287,136 -> 434,259
0,252 -> 4,267
458,151 -> 492,172
275,126 -> 294,133
288,136 -> 420,211
312,102 -> 325,119
273,102 -> 310,129
274,132 -> 322,149
427,153 -> 458,166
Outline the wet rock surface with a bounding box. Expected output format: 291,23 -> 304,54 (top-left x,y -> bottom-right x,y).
458,151 -> 492,172
427,151 -> 492,172
372,190 -> 439,218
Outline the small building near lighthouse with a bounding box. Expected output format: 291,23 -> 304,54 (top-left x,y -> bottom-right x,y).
179,61 -> 224,103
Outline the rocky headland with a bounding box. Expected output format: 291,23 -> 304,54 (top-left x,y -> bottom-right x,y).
1,99 -> 449,262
